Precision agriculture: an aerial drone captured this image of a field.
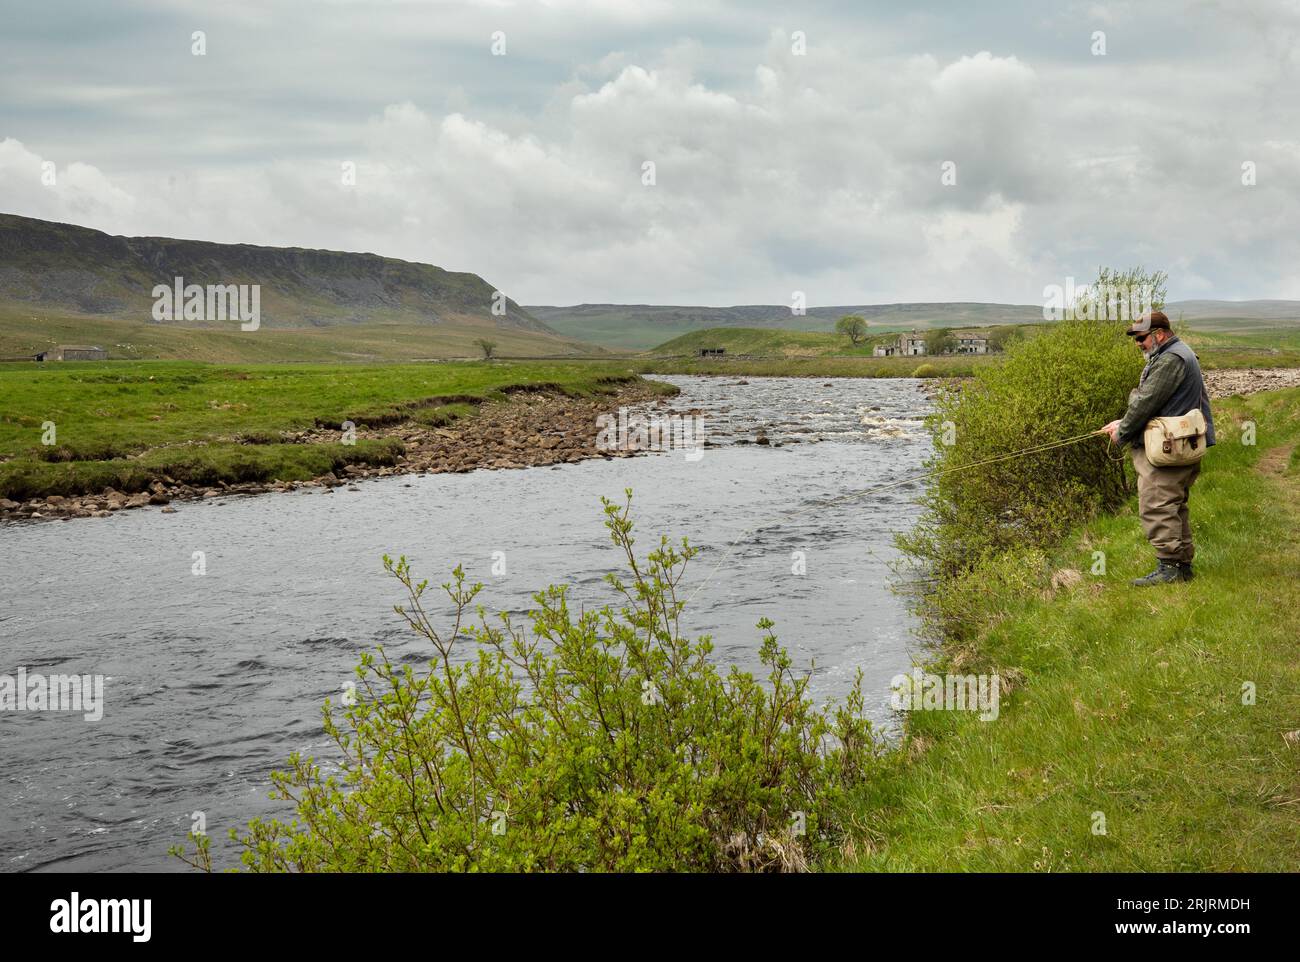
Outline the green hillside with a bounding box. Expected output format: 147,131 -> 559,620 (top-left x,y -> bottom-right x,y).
0,303 -> 599,363
649,327 -> 865,357
0,212 -> 551,334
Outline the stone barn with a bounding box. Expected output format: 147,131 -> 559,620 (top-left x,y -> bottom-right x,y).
36,345 -> 108,361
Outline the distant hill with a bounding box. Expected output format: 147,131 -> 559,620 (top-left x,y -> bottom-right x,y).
529,300 -> 1300,350
650,327 -> 877,358
525,302 -> 1045,349
1171,300 -> 1300,320
0,302 -> 601,364
650,325 -> 1012,358
0,212 -> 554,335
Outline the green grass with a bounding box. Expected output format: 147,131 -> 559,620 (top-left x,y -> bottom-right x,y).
0,359 -> 670,500
840,387 -> 1300,871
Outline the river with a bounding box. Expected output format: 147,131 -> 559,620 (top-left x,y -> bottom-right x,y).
0,375 -> 933,871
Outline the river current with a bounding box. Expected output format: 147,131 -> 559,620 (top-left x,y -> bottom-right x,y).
0,375 -> 933,871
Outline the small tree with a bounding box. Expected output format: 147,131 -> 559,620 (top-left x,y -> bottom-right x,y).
986,325 -> 1023,353
475,338 -> 498,360
924,329 -> 956,355
835,315 -> 868,345
1071,266 -> 1168,322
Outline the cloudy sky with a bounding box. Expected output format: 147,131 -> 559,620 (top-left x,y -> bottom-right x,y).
3,0 -> 1298,306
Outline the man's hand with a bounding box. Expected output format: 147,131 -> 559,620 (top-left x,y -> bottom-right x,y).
1098,419 -> 1121,444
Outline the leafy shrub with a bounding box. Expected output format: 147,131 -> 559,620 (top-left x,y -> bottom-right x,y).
898,313 -> 1143,587
914,544 -> 1053,644
911,363 -> 941,378
173,494 -> 879,872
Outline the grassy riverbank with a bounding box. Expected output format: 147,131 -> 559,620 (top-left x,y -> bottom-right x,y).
841,387 -> 1300,871
0,360 -> 670,502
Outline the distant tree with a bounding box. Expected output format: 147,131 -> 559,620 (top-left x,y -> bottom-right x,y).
1069,266 -> 1168,322
987,325 -> 1023,353
925,329 -> 956,355
475,339 -> 498,360
835,315 -> 868,344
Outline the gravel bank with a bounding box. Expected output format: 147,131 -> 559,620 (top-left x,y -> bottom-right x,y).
0,380 -> 674,523
1205,367 -> 1300,398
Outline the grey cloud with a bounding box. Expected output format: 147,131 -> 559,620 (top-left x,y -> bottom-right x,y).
1,0 -> 1297,304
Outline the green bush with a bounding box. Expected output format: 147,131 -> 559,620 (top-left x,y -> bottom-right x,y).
898,315 -> 1143,590
911,363 -> 941,378
173,494 -> 879,872
986,325 -> 1027,352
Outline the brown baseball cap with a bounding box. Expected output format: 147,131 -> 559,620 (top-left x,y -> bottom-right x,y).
1125,310 -> 1171,337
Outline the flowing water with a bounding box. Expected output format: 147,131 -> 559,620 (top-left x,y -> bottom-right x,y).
0,375 -> 933,872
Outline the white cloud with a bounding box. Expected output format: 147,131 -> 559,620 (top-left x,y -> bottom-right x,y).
0,139 -> 136,228
2,1 -> 1298,302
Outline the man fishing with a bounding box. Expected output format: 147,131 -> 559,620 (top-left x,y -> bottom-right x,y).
1099,310 -> 1216,586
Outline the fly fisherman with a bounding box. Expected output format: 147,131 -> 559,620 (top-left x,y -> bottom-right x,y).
1100,311 -> 1216,586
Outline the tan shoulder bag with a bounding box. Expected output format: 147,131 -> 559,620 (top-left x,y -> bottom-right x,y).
1143,408 -> 1208,467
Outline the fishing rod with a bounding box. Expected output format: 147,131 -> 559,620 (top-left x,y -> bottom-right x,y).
685,428 -> 1119,604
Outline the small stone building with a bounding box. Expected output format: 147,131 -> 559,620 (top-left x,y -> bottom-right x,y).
36,345 -> 108,361
900,331 -> 927,356
873,331 -> 926,356
951,332 -> 989,354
